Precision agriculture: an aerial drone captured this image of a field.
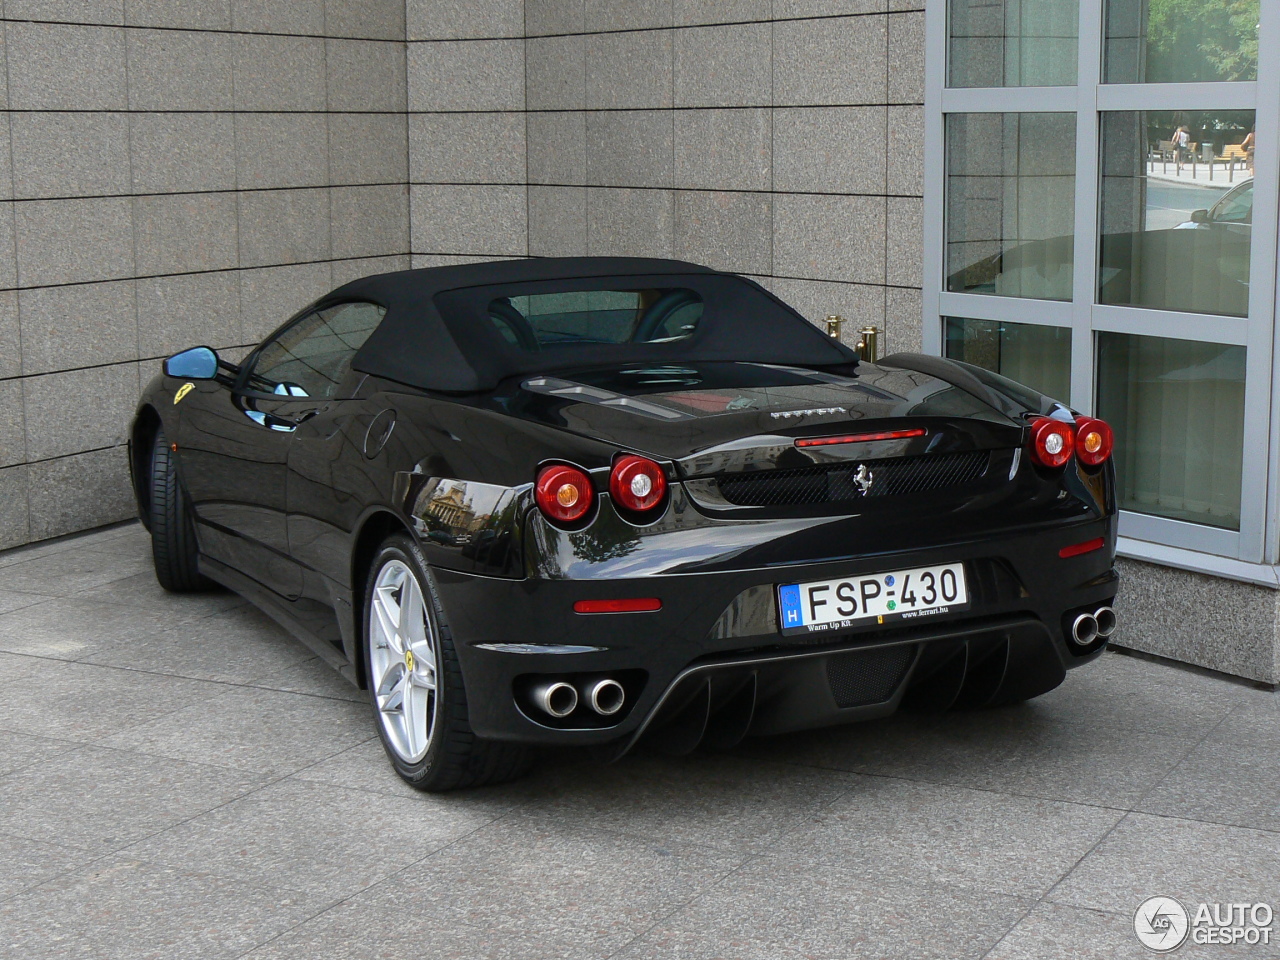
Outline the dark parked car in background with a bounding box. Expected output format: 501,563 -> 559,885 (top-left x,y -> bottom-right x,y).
131,257 -> 1118,791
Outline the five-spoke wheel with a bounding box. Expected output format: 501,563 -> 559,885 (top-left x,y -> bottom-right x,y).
362,534 -> 531,791
368,558 -> 439,763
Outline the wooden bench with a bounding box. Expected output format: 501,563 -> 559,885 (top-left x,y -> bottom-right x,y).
1217,144 -> 1251,181
1220,144 -> 1249,165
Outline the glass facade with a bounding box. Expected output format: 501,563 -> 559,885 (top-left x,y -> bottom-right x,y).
1104,0 -> 1260,83
930,0 -> 1275,564
1099,110 -> 1255,317
945,113 -> 1076,300
949,0 -> 1079,87
945,318 -> 1072,402
1097,334 -> 1245,529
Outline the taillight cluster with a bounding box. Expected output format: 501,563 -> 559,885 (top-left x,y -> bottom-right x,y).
609,455 -> 667,513
1027,415 -> 1114,469
535,455 -> 668,526
1074,417 -> 1114,467
535,464 -> 594,524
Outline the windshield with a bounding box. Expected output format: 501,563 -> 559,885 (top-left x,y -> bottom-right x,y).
1212,181 -> 1253,224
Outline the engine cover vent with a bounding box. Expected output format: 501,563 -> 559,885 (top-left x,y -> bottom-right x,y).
715,450 -> 990,507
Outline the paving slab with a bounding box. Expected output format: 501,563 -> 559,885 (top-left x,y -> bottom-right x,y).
0,729 -> 80,778
0,595 -> 176,660
619,858 -> 1034,960
250,652 -> 368,702
1029,650 -> 1262,736
1137,702 -> 1280,832
0,857 -> 331,960
289,736 -> 478,799
0,524 -> 135,571
0,745 -> 268,854
0,833 -> 99,903
0,543 -> 152,596
240,816 -> 745,959
0,522 -> 1276,958
771,775 -> 1125,899
1050,812 -> 1280,914
127,778 -> 503,899
513,752 -> 859,855
736,704 -> 1195,809
78,569 -> 249,617
77,604 -> 317,685
0,656 -> 226,743
99,684 -> 371,777
0,589 -> 54,617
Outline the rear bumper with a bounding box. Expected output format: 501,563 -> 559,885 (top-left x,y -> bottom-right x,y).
435,519 -> 1117,748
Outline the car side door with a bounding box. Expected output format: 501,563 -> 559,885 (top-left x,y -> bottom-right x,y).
283,302 -> 389,602
177,308 -> 344,598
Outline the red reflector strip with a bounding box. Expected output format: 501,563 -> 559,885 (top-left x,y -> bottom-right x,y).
795,428 -> 926,448
573,598 -> 662,614
1059,537 -> 1105,559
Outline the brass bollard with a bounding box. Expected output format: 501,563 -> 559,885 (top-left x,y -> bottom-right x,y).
855,326 -> 879,362
824,315 -> 844,339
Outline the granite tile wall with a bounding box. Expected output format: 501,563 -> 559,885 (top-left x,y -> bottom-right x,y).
0,1 -> 412,548
5,0 -> 926,550
408,0 -> 925,364
1115,558 -> 1280,685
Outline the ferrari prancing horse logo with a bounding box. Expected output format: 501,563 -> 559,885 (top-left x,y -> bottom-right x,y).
174,383 -> 195,405
853,464 -> 875,496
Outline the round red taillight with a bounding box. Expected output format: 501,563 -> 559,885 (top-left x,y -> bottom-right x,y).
1074,416 -> 1114,467
1029,416 -> 1075,468
609,455 -> 667,514
535,464 -> 594,524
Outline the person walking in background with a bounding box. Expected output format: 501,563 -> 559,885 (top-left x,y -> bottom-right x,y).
1242,126 -> 1256,174
1174,125 -> 1191,173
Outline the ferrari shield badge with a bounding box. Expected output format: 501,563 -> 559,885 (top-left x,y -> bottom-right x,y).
174,383 -> 195,405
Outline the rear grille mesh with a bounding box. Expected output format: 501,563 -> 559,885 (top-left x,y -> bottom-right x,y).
715,450 -> 991,507
826,646 -> 916,707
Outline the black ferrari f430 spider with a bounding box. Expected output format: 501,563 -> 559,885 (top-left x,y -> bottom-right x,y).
131,258 -> 1118,790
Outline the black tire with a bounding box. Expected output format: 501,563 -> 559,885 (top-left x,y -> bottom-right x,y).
363,534 -> 532,792
148,429 -> 216,592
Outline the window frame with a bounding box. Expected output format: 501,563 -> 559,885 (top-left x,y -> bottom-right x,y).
922,0 -> 1280,569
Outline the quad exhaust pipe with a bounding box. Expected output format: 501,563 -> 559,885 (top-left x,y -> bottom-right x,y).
529,677 -> 627,718
1071,613 -> 1099,645
531,680 -> 578,718
587,678 -> 626,716
1070,605 -> 1118,646
1094,605 -> 1117,638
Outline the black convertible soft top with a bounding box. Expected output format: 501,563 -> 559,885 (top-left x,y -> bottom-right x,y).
327,257 -> 859,393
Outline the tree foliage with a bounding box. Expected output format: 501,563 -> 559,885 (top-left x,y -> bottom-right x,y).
1146,0 -> 1259,82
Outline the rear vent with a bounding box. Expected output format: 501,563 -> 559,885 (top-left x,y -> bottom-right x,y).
826,646 -> 916,708
715,451 -> 991,507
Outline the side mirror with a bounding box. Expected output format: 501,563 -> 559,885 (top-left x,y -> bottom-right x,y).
1190,208 -> 1210,224
164,346 -> 219,380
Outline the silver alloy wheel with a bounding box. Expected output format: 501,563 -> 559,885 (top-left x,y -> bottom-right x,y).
368,559 -> 439,763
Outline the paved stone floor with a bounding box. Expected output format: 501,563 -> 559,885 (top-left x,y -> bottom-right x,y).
0,522 -> 1277,959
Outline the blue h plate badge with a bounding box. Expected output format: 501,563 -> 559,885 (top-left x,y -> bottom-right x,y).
778,584 -> 804,630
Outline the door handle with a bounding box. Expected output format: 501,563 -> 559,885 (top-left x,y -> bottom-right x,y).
244,410 -> 297,432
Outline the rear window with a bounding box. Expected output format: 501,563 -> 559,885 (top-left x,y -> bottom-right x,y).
489,288 -> 703,352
